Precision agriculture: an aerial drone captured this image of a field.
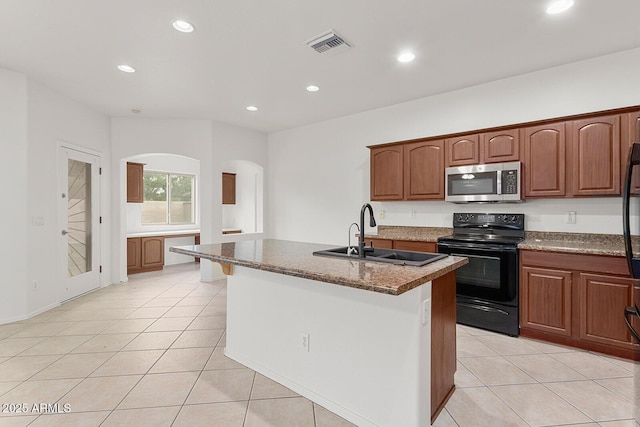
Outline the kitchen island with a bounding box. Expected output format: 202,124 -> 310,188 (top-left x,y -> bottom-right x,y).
170,239 -> 467,427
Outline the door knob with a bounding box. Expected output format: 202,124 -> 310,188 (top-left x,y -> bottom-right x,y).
61,230 -> 69,236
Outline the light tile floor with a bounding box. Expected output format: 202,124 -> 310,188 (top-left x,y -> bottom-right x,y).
0,263 -> 636,427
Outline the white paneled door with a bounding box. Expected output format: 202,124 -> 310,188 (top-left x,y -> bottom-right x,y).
58,145 -> 101,301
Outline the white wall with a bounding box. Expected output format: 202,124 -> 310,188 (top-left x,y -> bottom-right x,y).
0,70 -> 28,322
221,161 -> 263,234
212,123 -> 268,244
0,69 -> 111,323
267,48 -> 640,245
26,79 -> 111,317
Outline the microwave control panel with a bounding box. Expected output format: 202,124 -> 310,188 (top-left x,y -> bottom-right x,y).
501,170 -> 518,194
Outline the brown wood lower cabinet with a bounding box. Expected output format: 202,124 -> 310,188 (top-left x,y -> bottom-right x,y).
127,237 -> 142,272
363,238 -> 437,253
521,266 -> 572,336
127,236 -> 165,274
363,238 -> 393,249
520,250 -> 639,360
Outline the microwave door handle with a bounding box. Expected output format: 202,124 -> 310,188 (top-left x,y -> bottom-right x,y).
623,143 -> 640,278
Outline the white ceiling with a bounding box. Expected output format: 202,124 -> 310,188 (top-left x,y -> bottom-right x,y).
1,0 -> 639,133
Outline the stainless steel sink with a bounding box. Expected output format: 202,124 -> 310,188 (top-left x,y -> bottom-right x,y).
312,246 -> 447,267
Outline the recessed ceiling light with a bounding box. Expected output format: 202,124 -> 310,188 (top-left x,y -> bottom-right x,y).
546,0 -> 575,14
246,106 -> 258,112
172,19 -> 195,33
306,85 -> 320,92
397,52 -> 416,63
117,64 -> 136,73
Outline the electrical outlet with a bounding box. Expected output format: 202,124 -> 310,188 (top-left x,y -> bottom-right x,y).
301,333 -> 310,352
32,281 -> 37,290
422,299 -> 430,325
410,210 -> 416,219
379,210 -> 385,219
566,211 -> 576,224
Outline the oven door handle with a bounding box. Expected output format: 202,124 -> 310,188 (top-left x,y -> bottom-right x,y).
437,242 -> 517,252
457,302 -> 510,316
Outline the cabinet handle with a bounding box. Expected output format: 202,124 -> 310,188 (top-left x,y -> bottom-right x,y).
623,305 -> 640,343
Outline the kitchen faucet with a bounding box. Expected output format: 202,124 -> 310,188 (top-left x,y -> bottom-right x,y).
358,203 -> 377,258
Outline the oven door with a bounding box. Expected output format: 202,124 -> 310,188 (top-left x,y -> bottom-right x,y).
437,241 -> 518,305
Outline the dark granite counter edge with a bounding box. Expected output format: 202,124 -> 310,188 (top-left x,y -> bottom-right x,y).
170,246 -> 467,296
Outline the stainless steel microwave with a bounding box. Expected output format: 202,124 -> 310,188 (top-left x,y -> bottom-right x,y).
445,162 -> 522,203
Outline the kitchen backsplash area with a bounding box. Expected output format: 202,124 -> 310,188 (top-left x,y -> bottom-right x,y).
371,196 -> 638,236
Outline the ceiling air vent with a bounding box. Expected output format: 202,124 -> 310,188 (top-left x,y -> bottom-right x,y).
306,30 -> 352,56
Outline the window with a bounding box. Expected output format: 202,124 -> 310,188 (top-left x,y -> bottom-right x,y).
142,171 -> 195,225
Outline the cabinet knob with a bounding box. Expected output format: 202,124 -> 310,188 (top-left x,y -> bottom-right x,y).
61,230 -> 69,236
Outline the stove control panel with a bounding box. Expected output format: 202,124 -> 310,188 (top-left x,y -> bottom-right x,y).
453,213 -> 524,229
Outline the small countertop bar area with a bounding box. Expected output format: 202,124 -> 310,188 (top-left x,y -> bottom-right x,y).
171,239 -> 467,427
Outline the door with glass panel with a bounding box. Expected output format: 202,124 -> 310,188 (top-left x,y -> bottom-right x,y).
58,146 -> 100,301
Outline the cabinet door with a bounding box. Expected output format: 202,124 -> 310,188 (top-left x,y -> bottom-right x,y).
520,266 -> 572,336
222,172 -> 236,204
393,240 -> 436,253
578,273 -> 636,349
127,237 -> 142,273
481,129 -> 519,163
141,237 -> 164,269
622,110 -> 640,194
446,134 -> 479,166
569,115 -> 621,196
370,146 -> 404,200
126,162 -> 144,203
404,140 -> 445,200
523,122 -> 566,197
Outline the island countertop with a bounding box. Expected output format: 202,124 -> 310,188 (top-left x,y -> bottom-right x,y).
170,238 -> 467,296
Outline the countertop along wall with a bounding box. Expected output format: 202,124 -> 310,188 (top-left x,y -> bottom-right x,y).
267,48 -> 640,245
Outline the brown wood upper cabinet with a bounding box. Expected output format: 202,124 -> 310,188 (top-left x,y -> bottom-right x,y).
523,122 -> 566,198
446,134 -> 479,166
404,140 -> 445,200
622,110 -> 640,194
126,162 -> 144,203
568,114 -> 621,196
370,145 -> 404,200
222,172 -> 237,204
481,129 -> 520,164
446,129 -> 519,167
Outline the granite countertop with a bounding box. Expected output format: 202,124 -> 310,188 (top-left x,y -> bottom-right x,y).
364,226 -> 453,242
364,225 -> 640,257
520,231 -> 640,256
170,239 -> 467,296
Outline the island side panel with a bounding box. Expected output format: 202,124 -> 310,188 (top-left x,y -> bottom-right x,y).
430,271 -> 457,422
225,266 -> 432,427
